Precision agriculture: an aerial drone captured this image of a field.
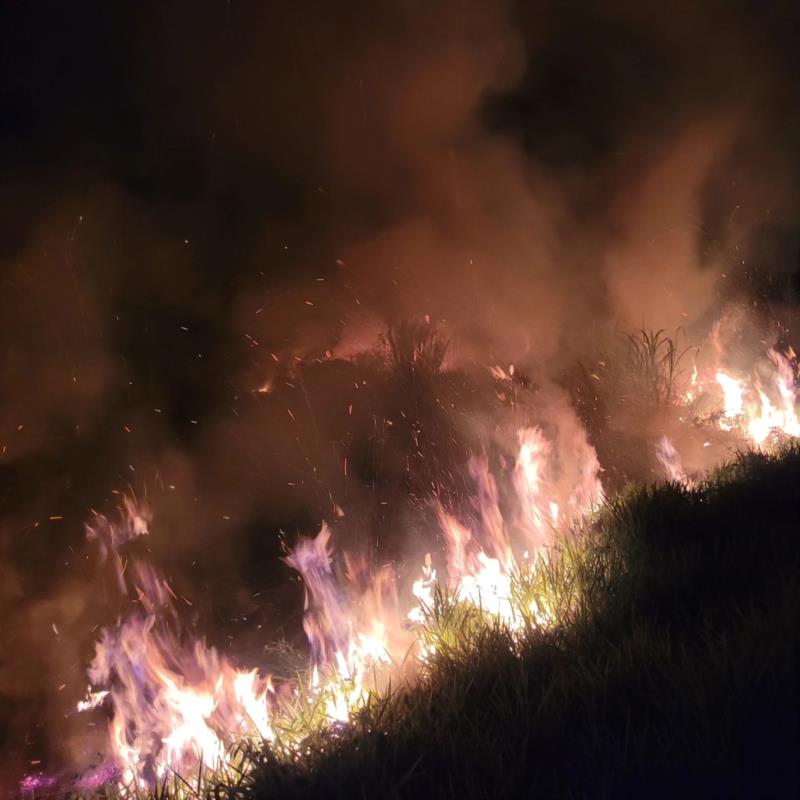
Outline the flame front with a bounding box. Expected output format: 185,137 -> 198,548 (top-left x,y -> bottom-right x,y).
71,422 -> 604,790
45,337 -> 800,793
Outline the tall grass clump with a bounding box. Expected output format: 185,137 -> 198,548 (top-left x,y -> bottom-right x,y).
566,327 -> 703,490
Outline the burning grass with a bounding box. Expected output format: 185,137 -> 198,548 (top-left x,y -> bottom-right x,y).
34,446 -> 800,799
225,446 -> 800,799
19,321 -> 800,798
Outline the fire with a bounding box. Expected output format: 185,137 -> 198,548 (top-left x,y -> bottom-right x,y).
408,553 -> 436,626
28,334 -> 800,794
513,427 -> 554,544
283,524 -> 398,723
62,422 -> 604,792
78,514 -> 412,790
655,435 -> 691,486
715,370 -> 744,423
74,505 -> 279,788
409,428 -> 603,634
81,598 -> 276,788
433,507 -> 516,625
658,344 -> 800,482
712,349 -> 800,445
514,426 -> 604,546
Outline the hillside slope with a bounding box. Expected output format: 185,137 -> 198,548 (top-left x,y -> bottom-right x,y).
230,448 -> 800,800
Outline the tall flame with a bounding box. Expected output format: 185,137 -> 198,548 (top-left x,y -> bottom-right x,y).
410,426 -> 604,633
79,508 -> 276,788
284,524 -> 399,722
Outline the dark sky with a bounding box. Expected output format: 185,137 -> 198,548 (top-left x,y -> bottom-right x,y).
2,0 -> 800,781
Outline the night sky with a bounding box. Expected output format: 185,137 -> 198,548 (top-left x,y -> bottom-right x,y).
2,0 -> 800,781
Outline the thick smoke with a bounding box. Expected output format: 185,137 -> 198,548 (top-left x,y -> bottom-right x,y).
1,0 -> 799,785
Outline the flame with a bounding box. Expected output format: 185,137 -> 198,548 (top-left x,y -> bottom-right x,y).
408,552 -> 436,626
409,427 -> 603,635
514,426 -> 603,547
66,421 -> 608,792
513,427 -> 554,544
434,507 -> 516,625
684,362 -> 699,402
712,349 -> 800,445
715,370 -> 745,424
84,609 -> 276,788
20,311 -> 800,800
661,345 -> 800,483
655,435 -> 691,486
48,338 -> 794,792
76,505 -> 279,789
283,524 -> 398,723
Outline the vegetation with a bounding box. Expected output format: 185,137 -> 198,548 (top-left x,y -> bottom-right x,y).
570,328 -> 695,422
567,328 -> 704,491
384,320 -> 450,377
220,446 -> 800,800
622,328 -> 697,406
56,324 -> 798,800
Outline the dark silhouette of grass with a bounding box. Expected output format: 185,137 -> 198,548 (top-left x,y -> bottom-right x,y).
226,447 -> 800,800
566,328 -> 698,491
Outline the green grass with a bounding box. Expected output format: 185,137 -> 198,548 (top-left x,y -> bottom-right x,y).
221,447 -> 800,799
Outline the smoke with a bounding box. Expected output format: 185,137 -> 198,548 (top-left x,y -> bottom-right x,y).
2,0 -> 800,784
